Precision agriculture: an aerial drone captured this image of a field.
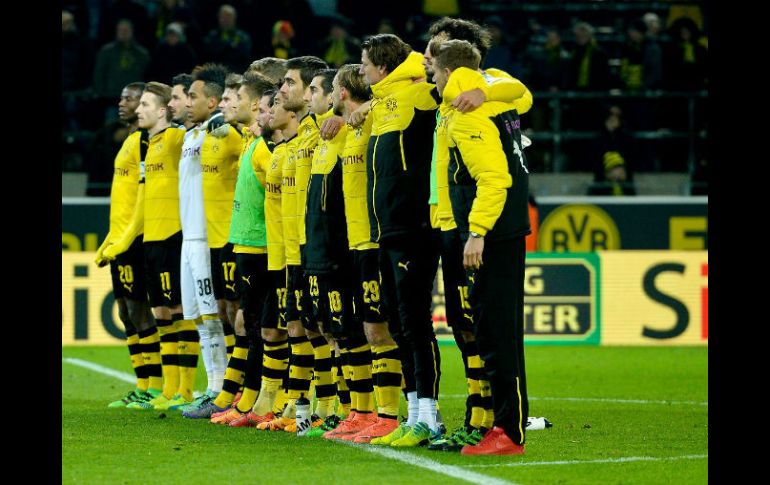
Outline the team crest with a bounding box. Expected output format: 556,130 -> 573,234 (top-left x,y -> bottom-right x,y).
354,127 -> 363,139
212,144 -> 220,153
319,143 -> 328,156
155,143 -> 163,152
386,98 -> 397,112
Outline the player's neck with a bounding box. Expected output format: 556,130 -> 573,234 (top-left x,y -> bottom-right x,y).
282,119 -> 299,139
149,120 -> 171,138
294,107 -> 309,122
342,100 -> 361,122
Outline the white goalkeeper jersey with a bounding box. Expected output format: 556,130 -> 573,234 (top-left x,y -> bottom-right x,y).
179,124 -> 208,241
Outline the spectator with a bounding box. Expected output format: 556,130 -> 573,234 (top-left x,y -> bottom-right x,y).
147,22 -> 198,85
62,9 -> 94,92
150,0 -> 196,43
566,21 -> 612,90
92,19 -> 150,122
527,27 -> 569,91
643,12 -> 663,40
620,19 -> 663,91
97,0 -> 152,50
320,16 -> 361,67
270,20 -> 297,59
664,16 -> 707,90
202,4 -> 253,72
588,106 -> 637,195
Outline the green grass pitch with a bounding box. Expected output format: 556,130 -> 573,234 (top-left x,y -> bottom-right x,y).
62,344 -> 707,485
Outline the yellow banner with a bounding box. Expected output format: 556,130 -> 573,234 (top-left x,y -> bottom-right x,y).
62,252 -> 126,345
600,251 -> 708,345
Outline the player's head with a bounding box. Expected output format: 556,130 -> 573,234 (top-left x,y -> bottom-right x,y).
136,81 -> 172,130
360,34 -> 411,86
118,82 -> 145,123
188,63 -> 229,124
269,91 -> 295,131
237,72 -> 277,126
258,88 -> 277,136
431,39 -> 481,96
168,73 -> 192,124
306,68 -> 336,116
332,64 -> 368,114
428,17 -> 491,65
246,57 -> 288,85
220,72 -> 242,123
280,56 -> 328,112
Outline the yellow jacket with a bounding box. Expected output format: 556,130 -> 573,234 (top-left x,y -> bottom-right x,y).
435,68 -> 532,231
442,67 -> 530,240
368,51 -> 440,241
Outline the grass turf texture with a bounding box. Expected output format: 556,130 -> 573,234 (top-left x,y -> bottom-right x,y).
62,345 -> 707,485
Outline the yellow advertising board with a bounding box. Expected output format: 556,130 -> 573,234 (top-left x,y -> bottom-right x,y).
62,250 -> 707,346
62,252 -> 125,345
600,251 -> 708,345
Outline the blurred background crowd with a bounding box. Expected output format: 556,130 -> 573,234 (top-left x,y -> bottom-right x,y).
61,0 -> 708,196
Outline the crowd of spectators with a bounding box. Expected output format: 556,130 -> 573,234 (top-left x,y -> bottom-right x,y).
62,0 -> 708,194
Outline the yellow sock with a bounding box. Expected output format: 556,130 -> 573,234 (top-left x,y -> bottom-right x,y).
138,327 -> 162,391
348,341 -> 375,414
175,318 -> 200,401
335,355 -> 351,416
156,319 -> 179,399
125,330 -> 147,390
214,335 -> 249,409
372,344 -> 401,420
235,387 -> 259,413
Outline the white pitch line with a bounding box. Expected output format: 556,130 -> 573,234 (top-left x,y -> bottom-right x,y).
64,357 -> 519,485
465,454 -> 708,468
441,394 -> 707,406
63,357 -> 136,384
337,440 -> 520,485
62,358 -> 707,408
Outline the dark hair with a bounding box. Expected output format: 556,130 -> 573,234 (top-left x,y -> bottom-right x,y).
285,56 -> 329,87
170,73 -> 192,92
361,34 -> 411,74
242,71 -> 278,101
428,17 -> 491,64
335,64 -> 369,103
191,63 -> 230,100
263,89 -> 278,107
432,39 -> 481,72
143,81 -> 173,121
124,82 -> 146,95
312,68 -> 337,95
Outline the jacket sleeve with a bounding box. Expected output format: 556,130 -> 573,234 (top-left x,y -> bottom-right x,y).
481,76 -> 527,106
452,113 -> 511,236
412,82 -> 440,111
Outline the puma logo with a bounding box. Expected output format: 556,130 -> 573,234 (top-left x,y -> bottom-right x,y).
123,283 -> 133,292
463,314 -> 474,322
468,274 -> 475,284
331,316 -> 342,325
226,283 -> 236,292
369,306 -> 381,315
241,275 -> 251,286
470,132 -> 483,141
398,261 -> 410,271
163,291 -> 172,300
313,300 -> 319,307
